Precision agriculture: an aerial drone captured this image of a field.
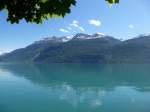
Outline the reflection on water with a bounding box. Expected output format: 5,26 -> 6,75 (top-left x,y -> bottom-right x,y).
44,83 -> 105,107
0,63 -> 150,112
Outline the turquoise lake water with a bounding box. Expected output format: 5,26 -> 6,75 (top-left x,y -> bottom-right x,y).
0,63 -> 150,112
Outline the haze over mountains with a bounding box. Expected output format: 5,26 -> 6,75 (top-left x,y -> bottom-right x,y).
1,33 -> 150,63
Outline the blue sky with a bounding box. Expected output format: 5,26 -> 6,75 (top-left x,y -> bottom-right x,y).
0,0 -> 150,52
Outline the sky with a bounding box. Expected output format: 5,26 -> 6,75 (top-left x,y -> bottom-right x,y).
0,0 -> 150,53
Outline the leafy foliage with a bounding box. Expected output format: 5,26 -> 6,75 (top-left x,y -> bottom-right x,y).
0,0 -> 76,23
105,0 -> 119,4
0,0 -> 119,24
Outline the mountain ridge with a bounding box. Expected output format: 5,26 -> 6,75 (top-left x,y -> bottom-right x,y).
1,33 -> 150,63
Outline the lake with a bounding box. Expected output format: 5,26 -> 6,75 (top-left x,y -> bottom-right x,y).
0,63 -> 150,112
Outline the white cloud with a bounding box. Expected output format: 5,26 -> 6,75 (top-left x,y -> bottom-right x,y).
66,27 -> 72,30
88,19 -> 101,27
59,28 -> 69,33
72,20 -> 79,24
69,20 -> 85,32
128,24 -> 134,29
73,30 -> 77,33
78,26 -> 85,32
70,20 -> 79,28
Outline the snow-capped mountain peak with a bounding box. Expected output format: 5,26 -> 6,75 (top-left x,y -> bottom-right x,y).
73,33 -> 106,40
61,35 -> 73,42
34,33 -> 108,44
91,33 -> 105,38
73,33 -> 91,39
34,35 -> 73,44
93,32 -> 105,36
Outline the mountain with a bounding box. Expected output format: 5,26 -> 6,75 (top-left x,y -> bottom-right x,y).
111,34 -> 150,63
1,33 -> 150,63
33,33 -> 121,63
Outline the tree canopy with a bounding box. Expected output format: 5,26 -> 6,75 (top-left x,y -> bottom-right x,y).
0,0 -> 119,24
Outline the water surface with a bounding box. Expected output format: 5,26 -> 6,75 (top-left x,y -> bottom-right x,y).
0,63 -> 150,112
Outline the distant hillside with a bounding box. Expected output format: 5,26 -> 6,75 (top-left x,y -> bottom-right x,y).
112,35 -> 150,63
1,33 -> 150,63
